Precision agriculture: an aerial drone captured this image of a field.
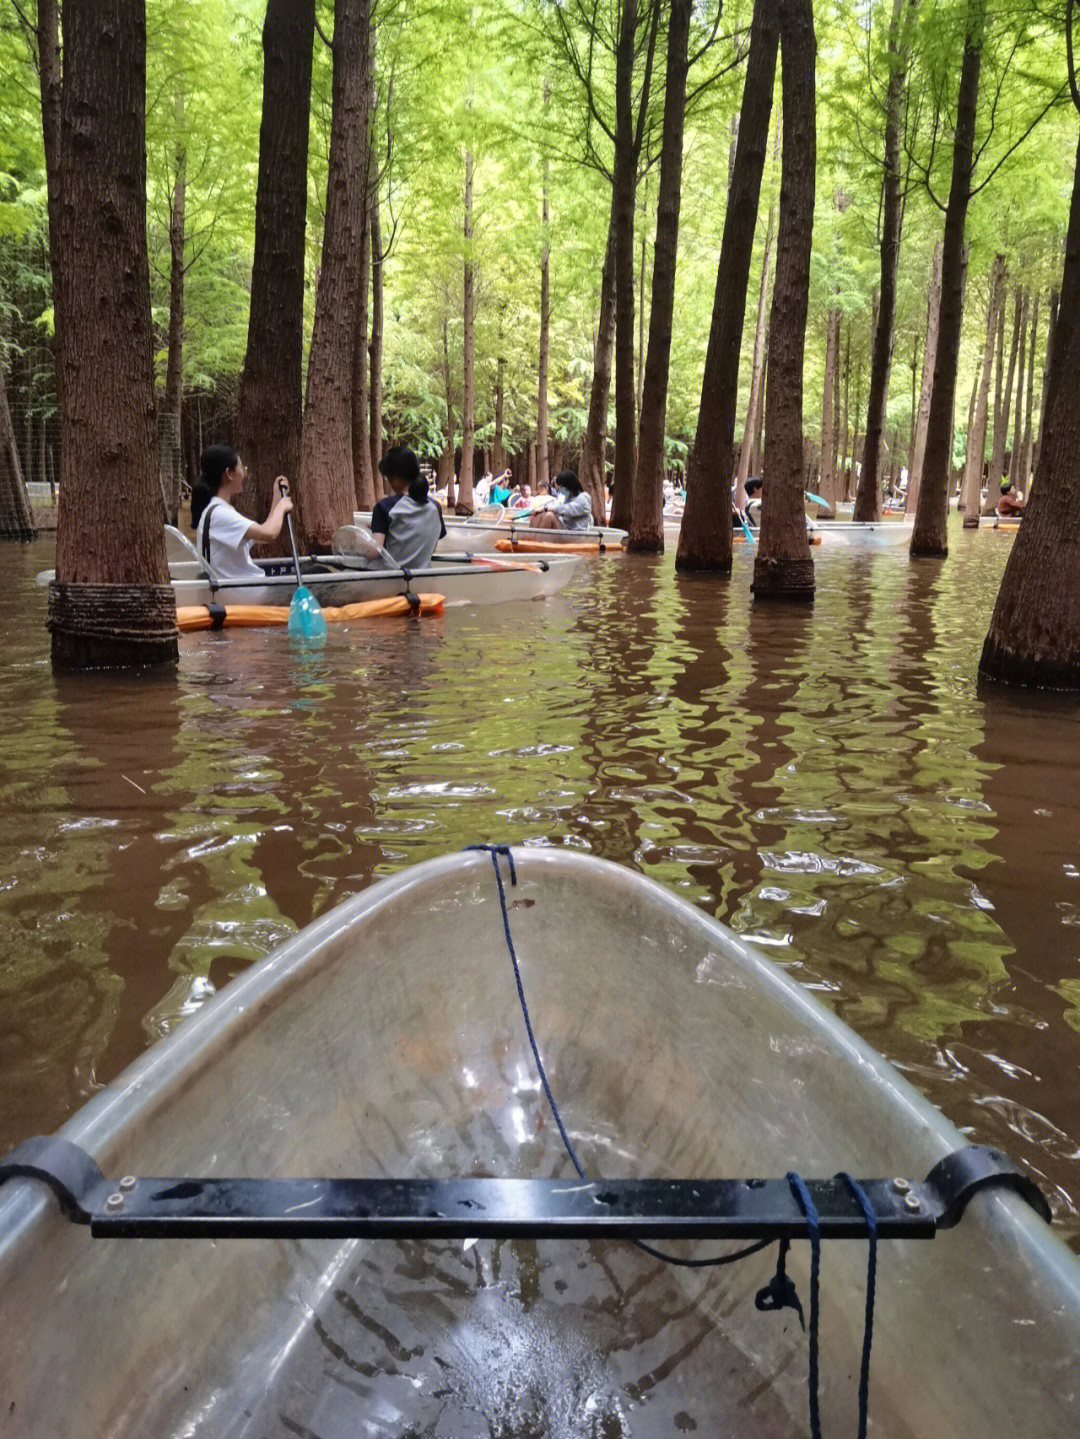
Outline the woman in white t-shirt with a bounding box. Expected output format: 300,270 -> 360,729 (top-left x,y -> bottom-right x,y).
191,445 -> 293,581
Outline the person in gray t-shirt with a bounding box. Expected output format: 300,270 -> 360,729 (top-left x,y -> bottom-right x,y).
529,471 -> 593,532
371,446 -> 447,569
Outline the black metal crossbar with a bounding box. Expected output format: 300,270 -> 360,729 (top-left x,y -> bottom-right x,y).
0,1138 -> 1050,1243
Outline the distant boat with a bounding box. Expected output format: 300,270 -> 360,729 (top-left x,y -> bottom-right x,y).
2,847 -> 1076,1437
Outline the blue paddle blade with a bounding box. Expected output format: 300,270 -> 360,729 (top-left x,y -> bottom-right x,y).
288,586 -> 327,642
804,490 -> 831,508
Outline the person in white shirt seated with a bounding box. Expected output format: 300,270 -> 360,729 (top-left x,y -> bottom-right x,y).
528,471 -> 593,531
191,445 -> 293,581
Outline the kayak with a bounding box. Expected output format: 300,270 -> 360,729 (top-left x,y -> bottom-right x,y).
2,847 -> 1076,1437
37,528 -> 584,611
808,520 -> 914,548
355,508 -> 630,554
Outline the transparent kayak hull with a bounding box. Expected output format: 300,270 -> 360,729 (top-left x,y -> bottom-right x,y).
354,510 -> 629,554
2,848 -> 1078,1437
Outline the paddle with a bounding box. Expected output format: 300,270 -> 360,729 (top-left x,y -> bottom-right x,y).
733,506 -> 756,546
804,489 -> 831,509
279,480 -> 327,642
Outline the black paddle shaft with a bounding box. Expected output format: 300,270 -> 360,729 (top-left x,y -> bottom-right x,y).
278,478 -> 304,585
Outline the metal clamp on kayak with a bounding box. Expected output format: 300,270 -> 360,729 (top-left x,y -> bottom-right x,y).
0,1137 -> 1050,1242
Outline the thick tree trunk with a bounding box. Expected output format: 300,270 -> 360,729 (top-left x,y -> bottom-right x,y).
458,148 -> 476,513
0,365 -> 36,539
906,240 -> 943,516
352,189 -> 375,510
736,199 -> 777,509
161,96 -> 187,527
238,0 -> 314,547
854,0 -> 912,523
579,214 -> 617,524
819,300 -> 840,509
752,0 -> 817,601
47,0 -> 176,666
609,0 -> 638,532
979,131 -> 1080,687
298,0 -> 370,549
910,0 -> 984,558
537,153 -> 551,495
631,0 -> 691,552
961,256 -> 1003,525
1020,293 -> 1039,490
369,180 -> 385,493
1007,289 -> 1028,491
677,0 -> 779,570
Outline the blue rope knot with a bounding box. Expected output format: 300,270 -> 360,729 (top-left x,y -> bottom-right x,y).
754,1237 -> 805,1330
465,842 -> 517,885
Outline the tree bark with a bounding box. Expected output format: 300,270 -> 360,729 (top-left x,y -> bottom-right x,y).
854,0 -> 913,522
677,0 -> 779,570
352,182 -> 375,510
910,0 -> 984,558
494,354 -> 506,474
537,139 -> 551,495
161,93 -> 187,527
579,213 -> 617,524
839,320 -> 851,497
631,0 -> 691,552
990,285 -> 1021,497
752,0 -> 817,601
637,174 -> 648,434
0,365 -> 36,539
369,174 -> 385,493
906,240 -> 942,515
982,288 -> 1006,513
961,256 -> 1003,525
1033,288 -> 1058,475
238,0 -> 315,547
819,300 -> 840,509
1020,293 -> 1039,490
46,0 -> 177,667
979,130 -> 1080,687
442,317 -> 455,508
458,148 -> 476,513
1007,288 -> 1028,490
736,198 -> 777,509
297,0 -> 370,549
609,0 -> 638,532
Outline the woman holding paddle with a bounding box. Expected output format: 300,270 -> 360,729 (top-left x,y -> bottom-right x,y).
191,445 -> 293,580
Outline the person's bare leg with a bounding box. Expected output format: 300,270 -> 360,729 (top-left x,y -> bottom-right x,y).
531,510 -> 561,529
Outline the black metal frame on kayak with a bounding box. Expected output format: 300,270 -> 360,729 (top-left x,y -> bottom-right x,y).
0,1138 -> 1050,1242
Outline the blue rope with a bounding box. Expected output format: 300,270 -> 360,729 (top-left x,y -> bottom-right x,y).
838,1171 -> 878,1439
787,1172 -> 822,1439
467,843 -> 775,1270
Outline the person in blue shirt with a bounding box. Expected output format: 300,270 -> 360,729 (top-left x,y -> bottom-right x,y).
370,446 -> 447,569
528,471 -> 593,532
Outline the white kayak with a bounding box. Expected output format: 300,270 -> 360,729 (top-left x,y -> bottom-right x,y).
808,519 -> 915,548
37,527 -> 584,610
355,506 -> 629,554
2,847 -> 1077,1437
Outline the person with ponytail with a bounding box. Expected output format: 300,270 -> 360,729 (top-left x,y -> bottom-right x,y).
191,445 -> 293,581
370,445 -> 446,569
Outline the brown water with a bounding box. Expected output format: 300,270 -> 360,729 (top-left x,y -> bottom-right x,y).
3,528 -> 1079,1248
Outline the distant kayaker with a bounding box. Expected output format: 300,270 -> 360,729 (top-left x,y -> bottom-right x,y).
370,445 -> 446,569
529,471 -> 593,532
997,485 -> 1026,518
191,444 -> 293,581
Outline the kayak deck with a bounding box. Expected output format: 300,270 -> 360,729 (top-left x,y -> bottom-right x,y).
2,849 -> 1078,1437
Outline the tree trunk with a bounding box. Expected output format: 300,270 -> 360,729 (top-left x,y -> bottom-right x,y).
579,213 -> 617,524
238,0 -> 315,549
48,0 -> 177,665
910,0 -> 984,558
442,317 -> 455,508
982,288 -> 1006,513
819,300 -> 840,509
677,0 -> 779,570
537,142 -> 551,495
1020,293 -> 1039,490
854,0 -> 912,523
752,0 -> 817,601
0,365 -> 36,539
961,256 -> 1003,525
631,0 -> 691,553
297,0 -> 370,549
369,177 -> 385,491
1033,288 -> 1058,475
494,355 -> 506,474
160,94 -> 187,528
979,131 -> 1080,687
990,285 -> 1021,500
1007,289 -> 1028,491
637,174 -> 648,434
352,168 -> 375,510
609,0 -> 638,532
458,148 -> 476,513
839,321 -> 851,497
736,197 -> 777,509
906,241 -> 943,515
